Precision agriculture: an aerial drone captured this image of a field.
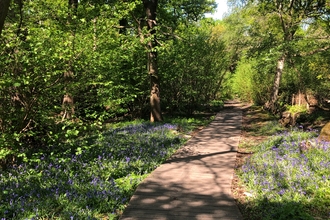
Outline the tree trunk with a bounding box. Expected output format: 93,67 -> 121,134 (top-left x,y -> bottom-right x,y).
61,0 -> 78,120
119,18 -> 128,35
62,94 -> 74,120
0,0 -> 10,37
264,55 -> 285,113
143,0 -> 162,122
68,0 -> 78,13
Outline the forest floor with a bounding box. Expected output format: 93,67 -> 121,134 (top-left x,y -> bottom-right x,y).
231,104 -> 330,219
232,105 -> 274,219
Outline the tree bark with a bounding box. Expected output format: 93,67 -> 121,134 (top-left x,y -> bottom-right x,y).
68,0 -> 78,13
264,55 -> 285,113
61,0 -> 78,120
0,0 -> 10,37
143,0 -> 162,122
119,18 -> 128,35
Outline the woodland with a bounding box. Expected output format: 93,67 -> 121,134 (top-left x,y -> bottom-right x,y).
0,0 -> 330,219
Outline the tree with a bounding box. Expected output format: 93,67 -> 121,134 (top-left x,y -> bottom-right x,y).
143,0 -> 162,122
260,0 -> 327,112
230,0 -> 328,112
61,0 -> 79,120
159,19 -> 229,114
0,0 -> 219,160
0,0 -> 10,36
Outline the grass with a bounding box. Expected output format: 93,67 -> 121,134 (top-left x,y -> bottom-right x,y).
238,111 -> 330,220
0,116 -> 214,219
242,106 -> 285,137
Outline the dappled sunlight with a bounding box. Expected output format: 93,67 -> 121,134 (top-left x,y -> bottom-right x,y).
120,102 -> 243,219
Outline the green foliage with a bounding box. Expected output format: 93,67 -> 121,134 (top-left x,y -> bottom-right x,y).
210,100 -> 224,110
231,56 -> 255,102
2,0 -> 329,217
164,115 -> 215,134
0,0 -> 222,162
160,20 -> 229,114
301,109 -> 330,125
231,56 -> 272,104
286,104 -> 308,114
0,0 -> 146,162
226,0 -> 330,111
258,121 -> 285,136
0,0 -> 225,217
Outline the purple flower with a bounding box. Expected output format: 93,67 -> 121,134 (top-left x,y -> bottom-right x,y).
278,189 -> 285,195
68,179 -> 73,185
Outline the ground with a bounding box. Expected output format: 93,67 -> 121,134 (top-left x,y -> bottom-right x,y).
232,105 -> 270,219
232,104 -> 330,219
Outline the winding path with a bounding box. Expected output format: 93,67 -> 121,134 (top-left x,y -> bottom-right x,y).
120,101 -> 243,220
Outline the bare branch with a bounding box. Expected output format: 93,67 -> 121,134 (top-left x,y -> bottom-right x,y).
112,25 -> 134,29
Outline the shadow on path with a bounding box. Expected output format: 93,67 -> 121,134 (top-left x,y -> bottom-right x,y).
120,101 -> 243,220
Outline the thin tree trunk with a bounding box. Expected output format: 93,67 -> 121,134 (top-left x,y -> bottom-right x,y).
68,0 -> 78,13
61,0 -> 78,120
143,0 -> 162,122
0,0 -> 11,37
265,55 -> 285,113
119,18 -> 128,35
93,18 -> 97,51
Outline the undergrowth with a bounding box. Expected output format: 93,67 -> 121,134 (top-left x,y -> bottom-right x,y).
239,128 -> 330,220
0,116 -> 213,219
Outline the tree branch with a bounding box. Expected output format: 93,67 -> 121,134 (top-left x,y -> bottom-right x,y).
302,45 -> 330,56
112,25 -> 134,29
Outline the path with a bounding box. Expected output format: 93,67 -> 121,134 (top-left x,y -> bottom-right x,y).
120,101 -> 243,220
